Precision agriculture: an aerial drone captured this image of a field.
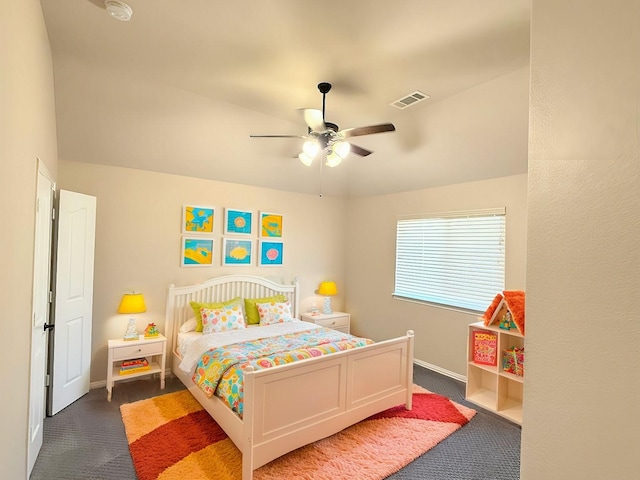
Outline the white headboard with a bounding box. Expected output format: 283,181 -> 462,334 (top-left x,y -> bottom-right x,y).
165,275 -> 299,354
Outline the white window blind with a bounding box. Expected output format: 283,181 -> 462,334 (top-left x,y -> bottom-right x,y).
394,208 -> 505,312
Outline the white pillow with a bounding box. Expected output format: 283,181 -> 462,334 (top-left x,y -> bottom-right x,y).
256,301 -> 294,325
200,304 -> 246,334
179,317 -> 197,333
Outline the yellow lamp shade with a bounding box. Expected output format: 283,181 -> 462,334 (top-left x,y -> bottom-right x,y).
317,281 -> 338,296
117,293 -> 146,314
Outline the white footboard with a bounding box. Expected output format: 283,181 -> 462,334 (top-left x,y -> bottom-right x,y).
241,331 -> 414,479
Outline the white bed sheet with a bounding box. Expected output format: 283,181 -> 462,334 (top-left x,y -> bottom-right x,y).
177,331 -> 201,358
178,320 -> 321,375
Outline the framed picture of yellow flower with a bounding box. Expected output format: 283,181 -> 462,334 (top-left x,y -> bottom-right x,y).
224,208 -> 253,235
222,238 -> 253,266
181,237 -> 214,267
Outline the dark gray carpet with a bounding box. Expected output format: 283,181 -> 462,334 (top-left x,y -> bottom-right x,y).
30,365 -> 520,480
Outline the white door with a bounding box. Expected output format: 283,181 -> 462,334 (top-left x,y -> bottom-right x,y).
49,190 -> 96,415
28,161 -> 55,474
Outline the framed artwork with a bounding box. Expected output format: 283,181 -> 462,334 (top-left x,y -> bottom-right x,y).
259,211 -> 283,238
224,208 -> 253,235
222,238 -> 253,266
181,237 -> 214,267
259,240 -> 284,267
182,205 -> 215,234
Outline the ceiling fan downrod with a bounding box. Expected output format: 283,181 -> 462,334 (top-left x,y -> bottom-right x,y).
318,82 -> 331,120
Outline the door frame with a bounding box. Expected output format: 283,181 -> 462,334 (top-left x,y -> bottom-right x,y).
28,158 -> 55,475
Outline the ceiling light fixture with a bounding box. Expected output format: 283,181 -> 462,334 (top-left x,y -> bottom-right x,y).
299,140 -> 320,166
105,0 -> 133,22
325,141 -> 350,168
298,137 -> 350,168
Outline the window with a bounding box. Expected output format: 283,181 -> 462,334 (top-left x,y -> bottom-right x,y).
394,208 -> 505,312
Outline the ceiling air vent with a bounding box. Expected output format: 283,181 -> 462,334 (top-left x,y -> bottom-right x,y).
391,90 -> 430,109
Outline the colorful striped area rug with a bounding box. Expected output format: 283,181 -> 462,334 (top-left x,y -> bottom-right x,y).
120,385 -> 475,480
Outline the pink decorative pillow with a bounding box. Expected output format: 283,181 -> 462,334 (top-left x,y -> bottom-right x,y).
200,304 -> 246,334
256,301 -> 294,325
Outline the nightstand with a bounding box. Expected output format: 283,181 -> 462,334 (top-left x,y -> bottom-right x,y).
106,334 -> 166,401
300,311 -> 350,334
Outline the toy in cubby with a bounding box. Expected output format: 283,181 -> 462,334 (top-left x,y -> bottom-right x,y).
499,310 -> 517,330
502,346 -> 524,377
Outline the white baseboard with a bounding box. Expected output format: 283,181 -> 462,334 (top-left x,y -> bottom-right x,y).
90,379 -> 106,390
413,358 -> 467,383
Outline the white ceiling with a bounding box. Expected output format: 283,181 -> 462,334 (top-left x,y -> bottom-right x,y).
40,0 -> 531,198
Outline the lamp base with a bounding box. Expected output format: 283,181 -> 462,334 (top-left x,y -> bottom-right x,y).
322,296 -> 333,315
123,317 -> 139,341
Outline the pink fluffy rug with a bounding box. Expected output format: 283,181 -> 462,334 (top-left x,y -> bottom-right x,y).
121,385 -> 476,480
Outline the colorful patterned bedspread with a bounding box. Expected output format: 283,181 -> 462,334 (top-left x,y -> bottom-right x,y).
191,328 -> 373,416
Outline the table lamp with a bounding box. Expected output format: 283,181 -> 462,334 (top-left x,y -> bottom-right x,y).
317,280 -> 338,314
118,293 -> 146,341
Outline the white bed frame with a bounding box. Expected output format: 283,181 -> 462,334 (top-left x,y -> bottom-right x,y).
166,275 -> 414,480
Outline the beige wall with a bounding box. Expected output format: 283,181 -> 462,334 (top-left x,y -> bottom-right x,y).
346,174 -> 528,376
522,0 -> 640,478
0,0 -> 58,478
58,160 -> 348,382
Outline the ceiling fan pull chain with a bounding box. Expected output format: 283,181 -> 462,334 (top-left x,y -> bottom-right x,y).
319,154 -> 324,197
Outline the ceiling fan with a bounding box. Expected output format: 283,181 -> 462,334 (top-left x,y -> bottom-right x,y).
250,82 -> 396,167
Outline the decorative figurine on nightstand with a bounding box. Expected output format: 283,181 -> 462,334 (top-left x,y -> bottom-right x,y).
144,323 -> 159,338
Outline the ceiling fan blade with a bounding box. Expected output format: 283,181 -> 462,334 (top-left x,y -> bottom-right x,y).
301,109 -> 327,133
249,134 -> 305,138
349,143 -> 373,157
339,123 -> 396,138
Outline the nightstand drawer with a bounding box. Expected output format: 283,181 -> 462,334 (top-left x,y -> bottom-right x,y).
112,341 -> 163,361
315,315 -> 349,329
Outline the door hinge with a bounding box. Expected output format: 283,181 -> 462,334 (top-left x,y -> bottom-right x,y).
49,291 -> 53,303
52,207 -> 56,221
45,374 -> 50,387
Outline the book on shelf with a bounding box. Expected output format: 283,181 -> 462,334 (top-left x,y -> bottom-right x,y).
119,358 -> 150,375
472,330 -> 498,366
119,365 -> 151,375
121,358 -> 148,368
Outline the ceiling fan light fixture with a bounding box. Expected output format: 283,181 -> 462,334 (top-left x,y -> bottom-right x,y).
302,140 -> 320,159
105,1 -> 133,21
333,141 -> 350,158
299,152 -> 314,166
325,151 -> 343,168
